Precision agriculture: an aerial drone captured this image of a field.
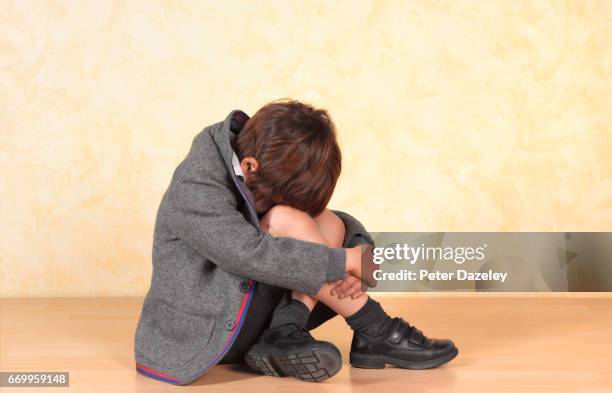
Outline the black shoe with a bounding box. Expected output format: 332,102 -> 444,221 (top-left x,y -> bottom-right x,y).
245,323 -> 342,382
350,317 -> 458,369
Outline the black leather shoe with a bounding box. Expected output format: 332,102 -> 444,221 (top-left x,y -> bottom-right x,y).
245,323 -> 342,382
350,317 -> 458,369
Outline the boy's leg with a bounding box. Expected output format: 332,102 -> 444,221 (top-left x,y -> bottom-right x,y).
255,206 -> 458,371
267,207 -> 367,323
266,208 -> 390,337
243,206 -> 346,382
305,210 -> 367,330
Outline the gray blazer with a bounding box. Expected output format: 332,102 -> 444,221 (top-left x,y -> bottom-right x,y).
134,110 -> 374,385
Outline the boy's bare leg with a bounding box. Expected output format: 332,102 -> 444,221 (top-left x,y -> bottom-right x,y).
261,206 -> 367,317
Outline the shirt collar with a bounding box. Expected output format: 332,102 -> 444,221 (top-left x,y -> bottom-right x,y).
231,149 -> 244,179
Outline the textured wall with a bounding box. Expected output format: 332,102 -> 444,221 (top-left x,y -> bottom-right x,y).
1,1 -> 611,296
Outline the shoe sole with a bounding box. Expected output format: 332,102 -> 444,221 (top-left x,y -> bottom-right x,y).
245,343 -> 342,382
350,346 -> 459,370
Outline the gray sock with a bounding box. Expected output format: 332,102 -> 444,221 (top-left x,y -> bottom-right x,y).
345,297 -> 393,339
269,298 -> 310,329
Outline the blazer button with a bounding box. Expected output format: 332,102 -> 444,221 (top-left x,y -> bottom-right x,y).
225,319 -> 236,331
239,280 -> 250,293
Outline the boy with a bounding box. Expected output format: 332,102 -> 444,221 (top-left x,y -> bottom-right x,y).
134,99 -> 458,385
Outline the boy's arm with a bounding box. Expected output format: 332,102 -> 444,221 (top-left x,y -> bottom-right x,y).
165,168 -> 347,296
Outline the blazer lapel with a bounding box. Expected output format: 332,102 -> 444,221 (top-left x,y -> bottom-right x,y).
211,110 -> 261,227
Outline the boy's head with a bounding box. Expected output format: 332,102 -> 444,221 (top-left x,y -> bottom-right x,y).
232,99 -> 342,216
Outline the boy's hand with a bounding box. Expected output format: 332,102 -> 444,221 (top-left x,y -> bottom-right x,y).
330,274 -> 367,299
346,244 -> 378,288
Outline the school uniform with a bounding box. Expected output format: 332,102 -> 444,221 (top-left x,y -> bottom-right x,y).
134,109 -> 374,385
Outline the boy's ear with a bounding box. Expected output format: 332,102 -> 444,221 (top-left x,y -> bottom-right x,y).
240,157 -> 259,175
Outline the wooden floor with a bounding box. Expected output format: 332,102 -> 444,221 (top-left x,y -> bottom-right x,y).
1,294 -> 611,392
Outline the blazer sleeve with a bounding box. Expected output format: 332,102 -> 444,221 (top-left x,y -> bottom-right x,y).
163,139 -> 346,295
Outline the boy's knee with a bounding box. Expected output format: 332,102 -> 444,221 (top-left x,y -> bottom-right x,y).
261,205 -> 315,236
313,209 -> 345,247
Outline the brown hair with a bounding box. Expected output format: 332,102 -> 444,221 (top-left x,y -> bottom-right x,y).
232,99 -> 342,216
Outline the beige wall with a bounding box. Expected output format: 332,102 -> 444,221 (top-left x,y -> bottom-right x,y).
1,1 -> 611,297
